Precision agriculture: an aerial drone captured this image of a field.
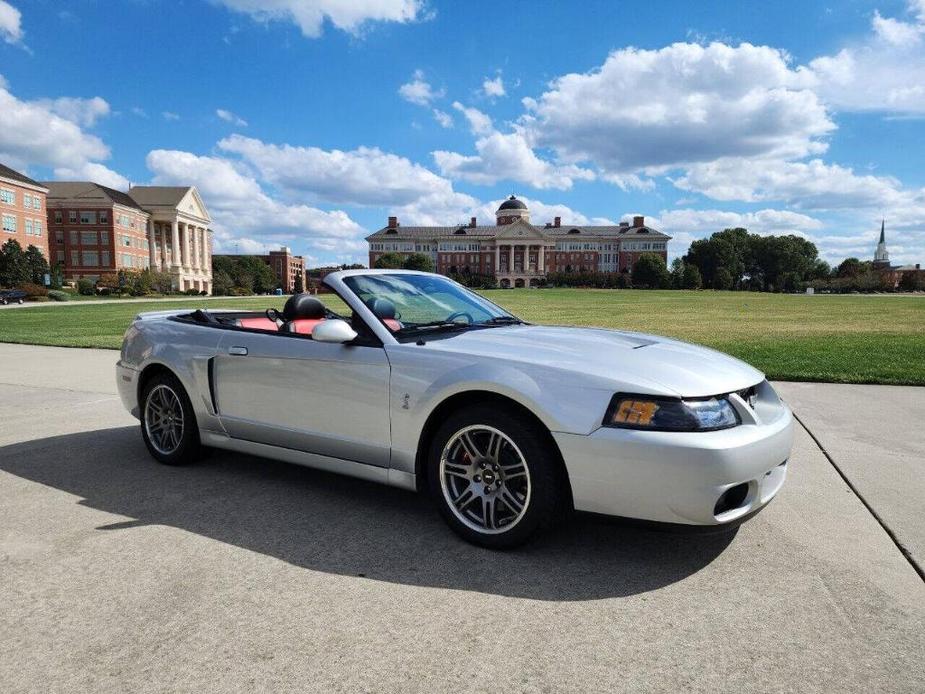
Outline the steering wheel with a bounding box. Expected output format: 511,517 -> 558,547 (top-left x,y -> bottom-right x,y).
446,310 -> 475,324
266,308 -> 283,324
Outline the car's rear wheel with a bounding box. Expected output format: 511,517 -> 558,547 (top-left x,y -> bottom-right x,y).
140,371 -> 201,465
427,404 -> 561,548
17,298 -> 23,304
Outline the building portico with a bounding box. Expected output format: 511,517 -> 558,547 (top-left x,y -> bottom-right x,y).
129,186 -> 213,293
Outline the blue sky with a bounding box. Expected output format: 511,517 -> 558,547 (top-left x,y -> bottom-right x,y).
1,0 -> 924,267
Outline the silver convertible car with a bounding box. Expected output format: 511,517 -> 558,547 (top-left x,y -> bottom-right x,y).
117,269 -> 793,548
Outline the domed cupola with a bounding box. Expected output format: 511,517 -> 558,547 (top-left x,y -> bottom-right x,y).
496,195 -> 530,225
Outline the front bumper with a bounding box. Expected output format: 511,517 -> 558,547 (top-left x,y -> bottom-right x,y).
554,403 -> 794,526
116,360 -> 140,419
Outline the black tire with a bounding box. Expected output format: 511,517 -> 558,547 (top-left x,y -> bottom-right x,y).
427,404 -> 561,549
0,298 -> 7,305
139,371 -> 201,465
17,298 -> 23,304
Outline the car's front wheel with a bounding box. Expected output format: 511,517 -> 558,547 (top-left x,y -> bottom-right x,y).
140,371 -> 201,465
427,404 -> 561,548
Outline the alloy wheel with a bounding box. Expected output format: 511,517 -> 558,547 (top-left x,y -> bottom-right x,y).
144,384 -> 185,456
439,425 -> 532,534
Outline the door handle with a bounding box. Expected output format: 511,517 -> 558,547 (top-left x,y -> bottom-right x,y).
228,346 -> 248,356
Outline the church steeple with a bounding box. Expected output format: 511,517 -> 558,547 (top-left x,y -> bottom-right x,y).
873,219 -> 890,268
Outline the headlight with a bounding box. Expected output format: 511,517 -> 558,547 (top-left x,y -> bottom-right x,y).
603,394 -> 740,432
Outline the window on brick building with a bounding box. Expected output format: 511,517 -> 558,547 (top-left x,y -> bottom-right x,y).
101,251 -> 110,266
2,214 -> 16,232
81,231 -> 97,245
100,211 -> 109,224
33,196 -> 41,210
54,210 -> 62,223
55,231 -> 64,244
25,219 -> 33,235
69,211 -> 77,223
0,189 -> 14,205
82,250 -> 99,266
71,251 -> 80,266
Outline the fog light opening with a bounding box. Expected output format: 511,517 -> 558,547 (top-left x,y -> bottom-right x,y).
714,483 -> 750,517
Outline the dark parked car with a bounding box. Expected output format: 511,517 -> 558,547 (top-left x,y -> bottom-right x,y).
0,289 -> 27,305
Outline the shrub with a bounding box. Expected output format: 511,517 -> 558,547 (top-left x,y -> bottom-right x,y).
47,290 -> 70,301
77,278 -> 95,296
27,295 -> 50,302
184,288 -> 201,295
18,282 -> 48,298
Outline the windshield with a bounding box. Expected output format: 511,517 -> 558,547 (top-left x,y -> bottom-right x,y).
342,273 -> 521,336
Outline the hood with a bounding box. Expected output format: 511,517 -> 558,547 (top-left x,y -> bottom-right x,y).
420,325 -> 764,398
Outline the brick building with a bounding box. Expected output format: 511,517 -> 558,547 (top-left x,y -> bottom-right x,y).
366,196 -> 670,287
264,247 -> 305,293
44,182 -> 151,282
0,163 -> 50,261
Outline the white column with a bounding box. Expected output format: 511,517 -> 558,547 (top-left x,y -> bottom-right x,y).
192,225 -> 201,271
181,222 -> 191,269
494,243 -> 500,275
171,221 -> 181,269
203,228 -> 210,272
539,244 -> 546,273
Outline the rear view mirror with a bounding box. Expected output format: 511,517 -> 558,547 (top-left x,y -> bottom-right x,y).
312,319 -> 358,344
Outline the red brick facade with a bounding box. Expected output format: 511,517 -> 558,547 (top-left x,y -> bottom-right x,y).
0,168 -> 49,263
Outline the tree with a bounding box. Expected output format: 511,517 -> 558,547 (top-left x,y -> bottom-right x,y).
0,239 -> 29,287
293,273 -> 304,293
632,253 -> 670,289
713,267 -> 733,290
212,269 -> 235,296
685,235 -> 739,288
836,257 -> 866,278
899,271 -> 922,292
669,258 -> 685,289
681,263 -> 702,290
24,245 -> 50,285
374,252 -> 404,269
402,253 -> 434,272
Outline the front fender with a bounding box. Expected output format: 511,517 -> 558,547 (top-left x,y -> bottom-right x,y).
385,346 -> 615,475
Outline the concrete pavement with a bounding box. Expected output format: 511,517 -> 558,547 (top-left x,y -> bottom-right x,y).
1,344 -> 923,693
775,381 -> 925,575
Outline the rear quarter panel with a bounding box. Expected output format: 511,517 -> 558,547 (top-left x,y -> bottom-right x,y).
121,315 -> 226,433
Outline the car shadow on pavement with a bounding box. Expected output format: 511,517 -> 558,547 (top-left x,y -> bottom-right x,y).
0,426 -> 736,601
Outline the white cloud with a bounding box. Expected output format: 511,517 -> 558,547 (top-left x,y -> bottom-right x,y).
53,162 -> 129,190
0,79 -> 125,186
212,0 -> 426,38
432,108 -> 453,128
482,74 -> 506,98
433,129 -> 595,190
807,3 -> 925,113
218,134 -> 476,211
162,111 -> 180,121
398,69 -> 444,106
131,107 -> 149,118
523,42 -> 832,173
650,208 -> 824,236
146,148 -> 367,260
872,9 -> 923,47
216,108 -> 248,126
451,101 -> 492,135
0,1 -> 23,44
35,96 -> 110,127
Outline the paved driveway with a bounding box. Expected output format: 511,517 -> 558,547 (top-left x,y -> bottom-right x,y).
1,343 -> 923,693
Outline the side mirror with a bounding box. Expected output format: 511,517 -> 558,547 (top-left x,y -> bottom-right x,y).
312,319 -> 358,344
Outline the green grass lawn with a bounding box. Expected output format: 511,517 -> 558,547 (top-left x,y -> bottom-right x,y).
0,289 -> 923,385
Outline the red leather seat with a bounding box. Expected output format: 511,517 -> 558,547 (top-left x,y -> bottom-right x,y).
236,317 -> 279,332
383,318 -> 402,332
287,318 -> 325,335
